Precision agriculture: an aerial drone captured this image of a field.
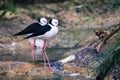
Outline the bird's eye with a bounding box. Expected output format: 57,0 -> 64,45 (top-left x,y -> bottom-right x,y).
43,21 -> 46,23
55,22 -> 57,24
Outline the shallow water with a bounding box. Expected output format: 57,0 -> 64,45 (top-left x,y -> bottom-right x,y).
0,47 -> 72,61
0,47 -> 94,80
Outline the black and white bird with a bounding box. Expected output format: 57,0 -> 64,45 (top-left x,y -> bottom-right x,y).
13,18 -> 59,70
13,17 -> 47,62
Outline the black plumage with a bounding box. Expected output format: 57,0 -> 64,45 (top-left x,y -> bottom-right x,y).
13,23 -> 51,39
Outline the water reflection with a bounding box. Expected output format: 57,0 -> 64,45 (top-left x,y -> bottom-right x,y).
0,47 -> 73,61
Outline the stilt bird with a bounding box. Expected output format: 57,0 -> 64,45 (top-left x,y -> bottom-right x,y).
13,18 -> 59,70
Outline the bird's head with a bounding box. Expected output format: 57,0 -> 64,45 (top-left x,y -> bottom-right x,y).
49,19 -> 66,28
49,19 -> 59,26
38,18 -> 47,26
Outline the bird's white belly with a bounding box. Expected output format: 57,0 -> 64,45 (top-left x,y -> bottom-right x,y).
38,27 -> 58,39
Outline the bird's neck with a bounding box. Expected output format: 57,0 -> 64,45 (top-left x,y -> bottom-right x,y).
49,24 -> 56,27
39,22 -> 44,26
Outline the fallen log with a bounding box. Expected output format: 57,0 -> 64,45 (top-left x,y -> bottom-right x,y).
53,22 -> 120,76
57,22 -> 120,63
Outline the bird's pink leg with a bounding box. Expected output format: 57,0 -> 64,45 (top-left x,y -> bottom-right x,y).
42,40 -> 53,70
32,39 -> 36,61
42,46 -> 47,68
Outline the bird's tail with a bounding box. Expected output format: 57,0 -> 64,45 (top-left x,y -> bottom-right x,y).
12,32 -> 22,36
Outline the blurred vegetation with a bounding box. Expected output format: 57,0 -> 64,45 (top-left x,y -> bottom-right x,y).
0,0 -> 15,18
95,34 -> 120,80
0,0 -> 120,19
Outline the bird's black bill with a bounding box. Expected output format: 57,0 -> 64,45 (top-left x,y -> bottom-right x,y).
58,24 -> 66,28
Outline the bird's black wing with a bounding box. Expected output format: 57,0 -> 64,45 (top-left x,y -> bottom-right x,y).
13,23 -> 42,36
25,25 -> 51,39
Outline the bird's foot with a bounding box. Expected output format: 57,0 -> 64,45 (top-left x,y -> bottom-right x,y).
43,65 -> 54,71
48,66 -> 55,71
43,66 -> 47,70
43,62 -> 47,69
46,63 -> 55,71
